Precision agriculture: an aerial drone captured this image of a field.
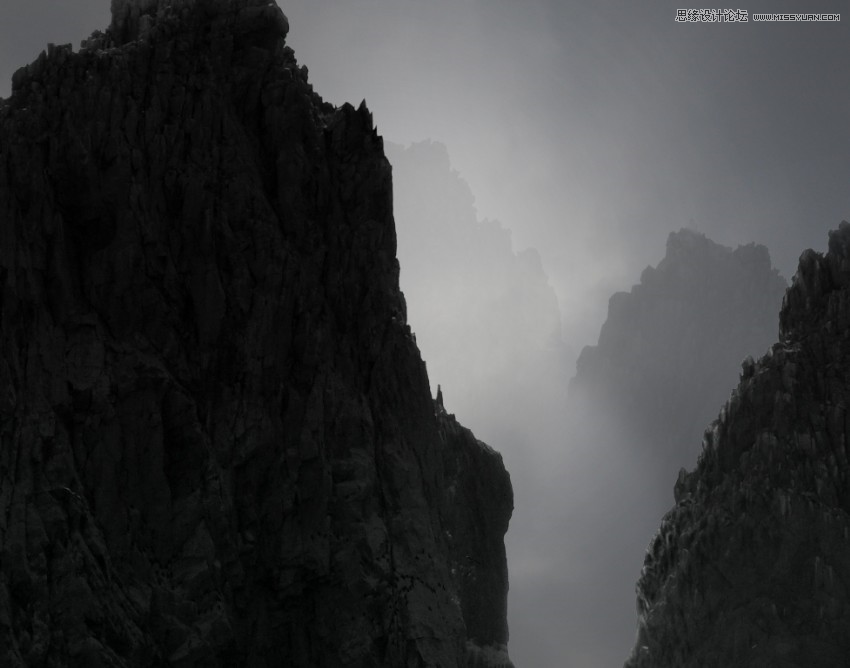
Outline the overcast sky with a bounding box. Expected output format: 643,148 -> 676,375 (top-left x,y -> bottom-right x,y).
2,2 -> 849,667
2,1 -> 848,340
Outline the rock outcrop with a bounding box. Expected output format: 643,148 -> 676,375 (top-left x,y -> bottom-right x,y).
0,1 -> 513,666
627,222 -> 850,667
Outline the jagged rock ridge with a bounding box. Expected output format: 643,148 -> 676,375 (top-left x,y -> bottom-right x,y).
0,1 -> 513,666
627,222 -> 850,667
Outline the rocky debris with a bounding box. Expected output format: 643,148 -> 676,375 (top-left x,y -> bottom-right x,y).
0,1 -> 513,666
626,221 -> 850,668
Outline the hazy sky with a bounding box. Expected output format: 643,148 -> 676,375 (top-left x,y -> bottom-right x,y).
281,0 -> 850,346
2,2 -> 849,667
2,1 -> 848,341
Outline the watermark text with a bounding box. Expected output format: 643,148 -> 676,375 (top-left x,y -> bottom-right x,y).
675,9 -> 749,22
752,13 -> 839,21
676,9 -> 841,22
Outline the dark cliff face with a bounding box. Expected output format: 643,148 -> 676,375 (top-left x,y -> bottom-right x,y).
627,221 -> 850,667
0,1 -> 513,666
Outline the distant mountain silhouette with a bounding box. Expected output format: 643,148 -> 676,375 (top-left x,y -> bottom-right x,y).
554,228 -> 787,667
627,222 -> 850,667
387,140 -> 574,668
571,228 -> 787,484
387,140 -> 568,448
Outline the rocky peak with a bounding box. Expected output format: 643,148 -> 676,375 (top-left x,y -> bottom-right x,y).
663,226 -> 716,256
108,0 -> 289,46
780,220 -> 850,341
0,2 -> 513,666
572,228 -> 786,472
638,228 -> 776,301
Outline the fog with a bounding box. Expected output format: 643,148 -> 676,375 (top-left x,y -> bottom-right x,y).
2,1 -> 849,667
278,0 -> 849,348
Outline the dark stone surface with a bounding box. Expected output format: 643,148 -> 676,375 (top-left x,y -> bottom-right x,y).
626,221 -> 850,667
0,1 -> 513,666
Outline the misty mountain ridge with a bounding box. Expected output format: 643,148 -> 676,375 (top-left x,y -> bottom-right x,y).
387,142 -> 567,394
548,227 -> 787,668
384,137 -> 798,667
386,139 -> 569,465
386,140 -> 578,667
0,1 -> 513,666
571,227 -> 788,477
628,221 -> 850,666
3,2 -> 849,668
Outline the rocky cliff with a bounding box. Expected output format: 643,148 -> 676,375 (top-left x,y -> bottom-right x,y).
626,222 -> 850,667
0,1 -> 513,666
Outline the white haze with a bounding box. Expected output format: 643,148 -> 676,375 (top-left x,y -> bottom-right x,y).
2,2 -> 849,667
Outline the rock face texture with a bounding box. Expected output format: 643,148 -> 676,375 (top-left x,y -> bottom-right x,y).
0,1 -> 513,666
626,222 -> 850,667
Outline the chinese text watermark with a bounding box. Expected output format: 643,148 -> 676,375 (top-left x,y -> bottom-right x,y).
675,9 -> 840,22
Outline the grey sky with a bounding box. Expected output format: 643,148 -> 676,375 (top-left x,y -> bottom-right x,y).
278,0 -> 849,340
3,1 -> 848,339
2,2 -> 849,667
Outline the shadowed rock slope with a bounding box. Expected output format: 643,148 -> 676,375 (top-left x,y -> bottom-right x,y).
626,222 -> 850,667
0,1 -> 513,666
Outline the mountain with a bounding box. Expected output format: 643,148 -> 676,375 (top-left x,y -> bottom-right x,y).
552,229 -> 787,667
386,140 -> 572,666
0,2 -> 513,666
570,228 -> 787,485
385,140 -> 568,446
627,222 -> 850,667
